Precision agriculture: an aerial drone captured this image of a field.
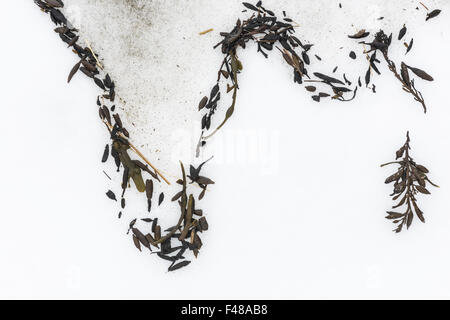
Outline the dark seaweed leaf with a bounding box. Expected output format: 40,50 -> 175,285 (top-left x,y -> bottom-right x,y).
406,38 -> 414,55
145,179 -> 153,200
94,77 -> 106,90
67,60 -> 81,83
242,2 -> 259,11
348,30 -> 370,39
381,132 -> 437,232
313,72 -> 345,85
168,260 -> 191,272
398,25 -> 407,40
132,235 -> 141,252
106,190 -> 117,201
406,65 -> 434,81
426,9 -> 441,21
101,144 -> 109,163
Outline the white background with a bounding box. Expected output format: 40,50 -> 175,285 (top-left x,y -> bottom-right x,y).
1,0 -> 450,299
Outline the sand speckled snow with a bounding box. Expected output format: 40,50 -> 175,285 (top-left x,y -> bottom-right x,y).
61,0 -> 446,176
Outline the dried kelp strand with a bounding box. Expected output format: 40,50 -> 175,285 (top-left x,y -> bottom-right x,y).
333,66 -> 338,73
302,51 -> 310,65
406,65 -> 434,81
101,144 -> 109,163
158,193 -> 165,206
426,9 -> 441,21
45,0 -> 64,8
106,190 -> 117,201
121,198 -> 125,209
353,30 -> 429,112
141,218 -> 153,223
398,25 -> 407,40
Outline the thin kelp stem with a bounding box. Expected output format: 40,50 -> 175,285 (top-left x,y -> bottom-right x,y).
382,52 -> 427,113
203,54 -> 239,140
